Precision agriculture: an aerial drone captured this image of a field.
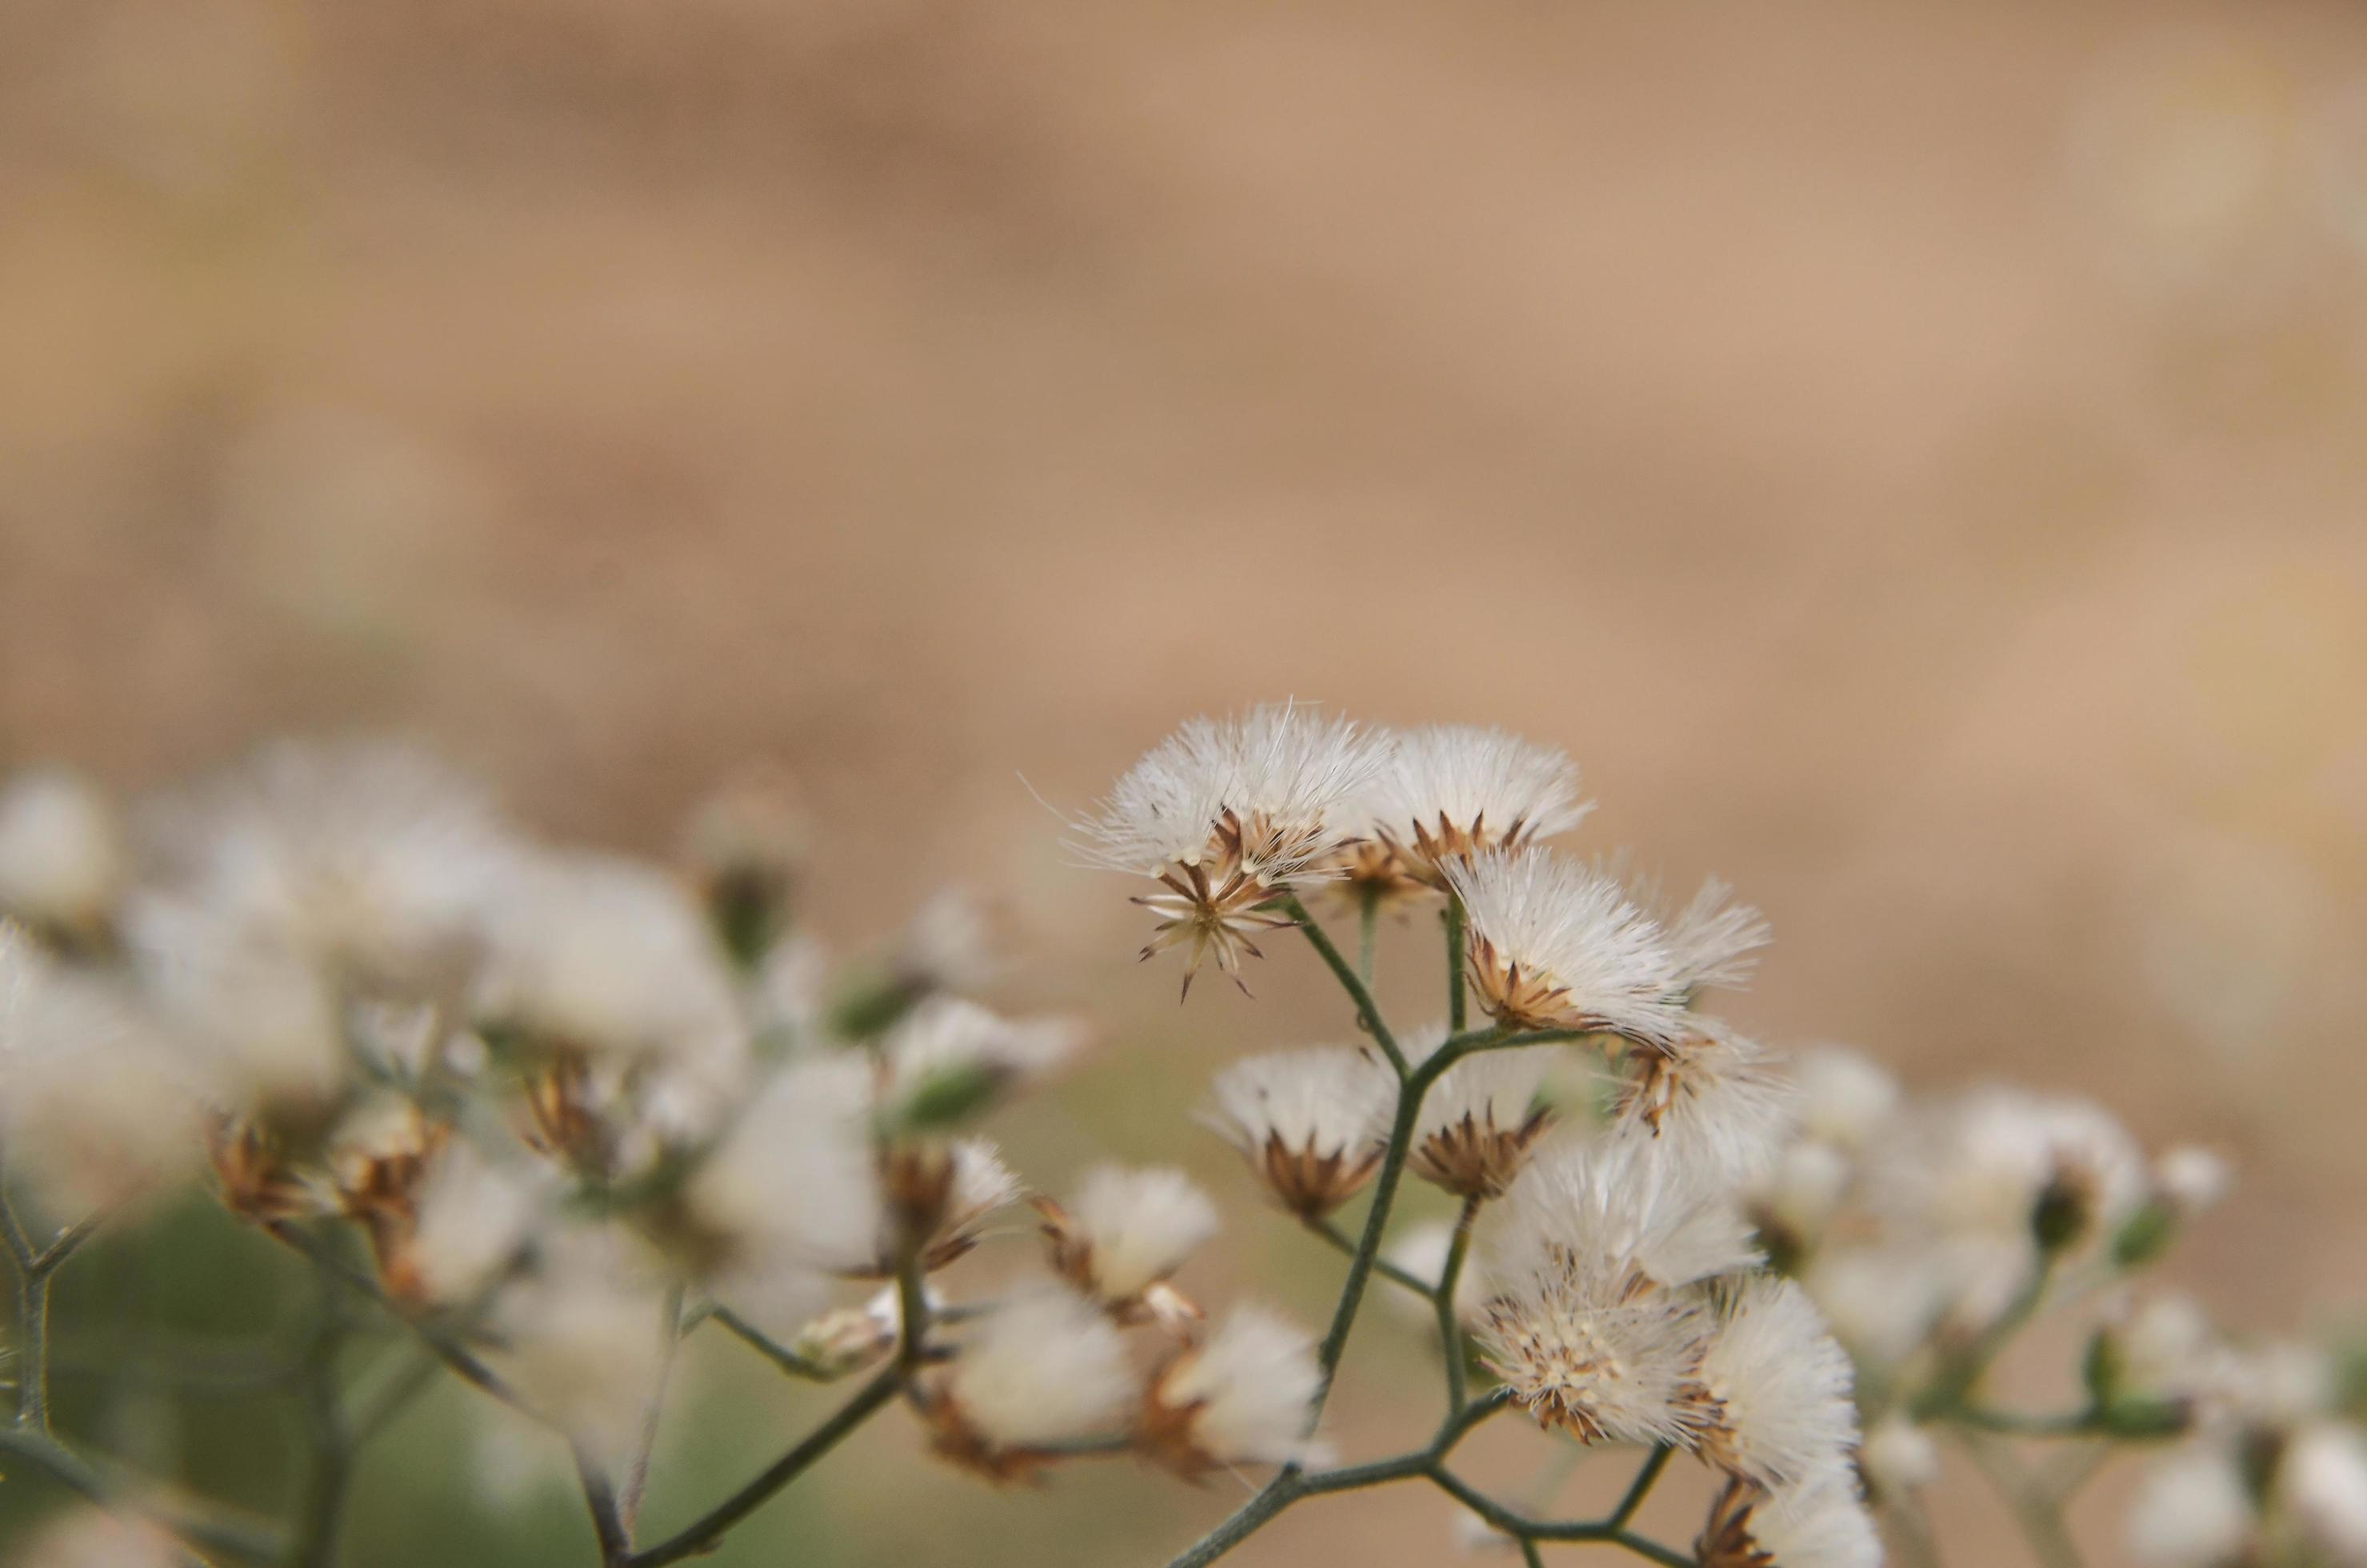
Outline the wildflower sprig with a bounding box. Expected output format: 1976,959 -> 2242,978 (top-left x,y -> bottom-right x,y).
0,718 -> 2329,1568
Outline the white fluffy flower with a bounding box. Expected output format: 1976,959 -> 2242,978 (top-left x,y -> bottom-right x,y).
1609,1023 -> 1793,1188
134,740 -> 517,1000
681,1055 -> 880,1290
1361,725 -> 1589,882
406,1143 -> 557,1305
2280,1422 -> 2367,1562
1493,1139 -> 1761,1295
1658,876 -> 1772,998
1074,703 -> 1386,994
1205,1046 -> 1394,1218
1800,1245 -> 1946,1370
1477,1142 -> 1754,1446
2153,1145 -> 2233,1215
930,1287 -> 1139,1470
0,937 -> 204,1217
2126,1441 -> 2256,1567
1749,1139 -> 1854,1258
1409,1028 -> 1555,1198
1689,1276 -> 1861,1490
1144,1306 -> 1325,1474
1789,1047 -> 1900,1153
490,1226 -> 674,1469
878,997 -> 1085,1118
1039,1164 -> 1220,1305
1445,850 -> 1685,1043
0,769 -> 127,940
1701,1470 -> 1882,1568
1863,1415 -> 1941,1497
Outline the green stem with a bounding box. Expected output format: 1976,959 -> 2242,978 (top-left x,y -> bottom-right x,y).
1300,1217 -> 1438,1300
1444,895 -> 1467,1033
1357,888 -> 1380,986
619,1281 -> 686,1534
1607,1443 -> 1674,1530
1309,1078 -> 1421,1410
1423,1466 -> 1692,1566
575,1448 -> 630,1567
1281,894 -> 1406,1076
289,1312 -> 354,1568
708,1303 -> 835,1380
1435,1194 -> 1482,1414
620,1366 -> 902,1568
1162,1392 -> 1507,1568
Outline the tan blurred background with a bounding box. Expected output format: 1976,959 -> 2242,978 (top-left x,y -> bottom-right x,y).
4,0 -> 2367,1562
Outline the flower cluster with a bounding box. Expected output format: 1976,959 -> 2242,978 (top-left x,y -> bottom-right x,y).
0,709 -> 2330,1568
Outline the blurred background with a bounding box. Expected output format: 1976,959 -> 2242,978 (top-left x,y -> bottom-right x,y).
4,0 -> 2366,1562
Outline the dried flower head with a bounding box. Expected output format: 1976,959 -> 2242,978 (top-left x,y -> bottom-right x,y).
326,1096 -> 449,1297
1141,1306 -> 1325,1476
683,766 -> 812,965
1205,1046 -> 1394,1218
0,768 -> 127,946
1696,1471 -> 1881,1568
1686,1276 -> 1861,1491
1075,704 -> 1385,996
1445,850 -> 1685,1043
925,1287 -> 1139,1480
875,1136 -> 1024,1275
1478,1143 -> 1757,1446
1363,726 -> 1589,888
1036,1164 -> 1219,1320
1610,1023 -> 1793,1188
1408,1031 -> 1554,1198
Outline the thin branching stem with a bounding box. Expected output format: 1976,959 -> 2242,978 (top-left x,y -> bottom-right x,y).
620,1366 -> 903,1568
1606,1443 -> 1674,1530
1301,1217 -> 1437,1300
1281,894 -> 1406,1077
1435,1194 -> 1482,1415
1357,887 -> 1380,986
1960,1431 -> 2086,1568
708,1302 -> 835,1380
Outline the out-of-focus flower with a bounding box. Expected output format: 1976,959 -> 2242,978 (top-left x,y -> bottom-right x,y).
1140,1306 -> 1325,1475
1205,1046 -> 1393,1218
1863,1415 -> 1941,1498
1074,703 -> 1385,996
1788,1047 -> 1900,1154
874,1137 -> 1023,1276
0,769 -> 128,946
2,932 -> 205,1218
2280,1422 -> 2367,1561
923,1288 -> 1138,1480
1383,1220 -> 1491,1331
2127,1439 -> 2256,1568
684,766 -> 812,969
876,998 -> 1084,1129
674,1056 -> 879,1318
1445,850 -> 1684,1043
19,1506 -> 182,1568
406,1142 -> 554,1306
490,1226 -> 674,1470
1036,1164 -> 1218,1324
